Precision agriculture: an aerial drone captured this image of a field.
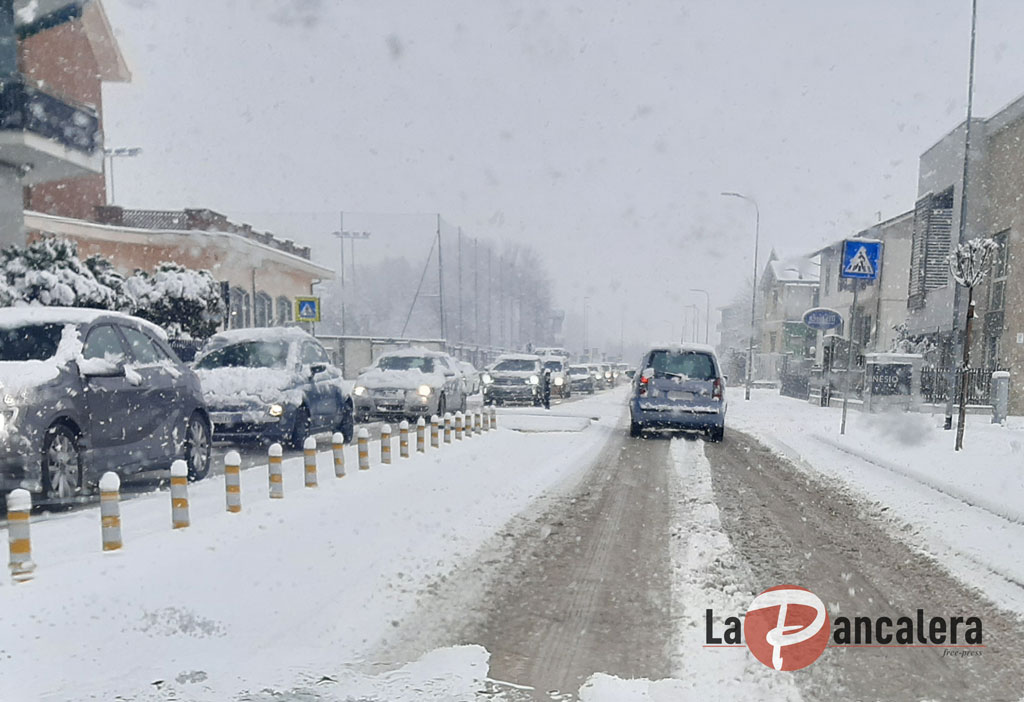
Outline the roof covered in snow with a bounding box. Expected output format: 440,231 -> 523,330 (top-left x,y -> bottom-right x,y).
0,306 -> 167,339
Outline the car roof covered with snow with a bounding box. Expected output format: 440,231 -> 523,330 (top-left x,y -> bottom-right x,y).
378,345 -> 449,359
202,326 -> 315,348
0,306 -> 168,340
495,353 -> 542,362
643,342 -> 720,357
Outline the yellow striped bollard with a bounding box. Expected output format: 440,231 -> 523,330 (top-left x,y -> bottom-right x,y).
455,412 -> 464,440
490,406 -> 498,429
478,410 -> 486,433
416,417 -> 426,453
443,413 -> 453,444
7,489 -> 34,582
358,428 -> 370,470
332,432 -> 346,478
303,437 -> 318,487
399,420 -> 410,458
430,414 -> 440,448
224,450 -> 242,512
99,472 -> 122,551
481,408 -> 490,432
472,411 -> 480,435
380,424 -> 392,464
268,443 -> 284,498
170,459 -> 190,529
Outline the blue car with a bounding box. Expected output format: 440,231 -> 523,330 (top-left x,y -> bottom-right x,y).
194,328 -> 354,448
628,345 -> 726,441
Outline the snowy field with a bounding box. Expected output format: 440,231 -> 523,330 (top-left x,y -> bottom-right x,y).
729,390 -> 1024,616
0,393 -> 624,701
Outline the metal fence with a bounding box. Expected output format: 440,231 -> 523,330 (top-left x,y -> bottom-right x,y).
919,367 -> 1000,406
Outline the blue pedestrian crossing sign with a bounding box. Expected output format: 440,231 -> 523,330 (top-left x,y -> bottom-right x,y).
294,296 -> 321,322
840,239 -> 882,281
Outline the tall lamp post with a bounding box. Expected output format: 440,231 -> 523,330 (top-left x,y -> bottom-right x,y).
682,304 -> 698,343
690,288 -> 710,344
583,296 -> 591,360
332,218 -> 371,335
722,191 -> 760,400
104,147 -> 142,205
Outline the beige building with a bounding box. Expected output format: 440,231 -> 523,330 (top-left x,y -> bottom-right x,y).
755,251 -> 819,382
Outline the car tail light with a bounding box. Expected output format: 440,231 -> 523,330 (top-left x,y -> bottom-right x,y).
638,374 -> 649,395
712,378 -> 723,400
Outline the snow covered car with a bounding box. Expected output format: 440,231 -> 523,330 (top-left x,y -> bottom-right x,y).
541,356 -> 572,398
194,328 -> 354,448
568,364 -> 596,394
353,348 -> 467,421
481,354 -> 544,406
0,308 -> 212,499
628,344 -> 726,441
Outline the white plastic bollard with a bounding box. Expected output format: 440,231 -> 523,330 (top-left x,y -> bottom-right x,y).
444,413 -> 453,444
99,472 -> 122,551
472,411 -> 480,435
332,432 -> 346,478
358,428 -> 370,470
416,417 -> 426,453
455,411 -> 464,440
381,424 -> 392,464
268,443 -> 284,498
170,459 -> 190,529
490,406 -> 498,430
399,420 -> 410,458
7,488 -> 34,582
303,436 -> 318,487
430,414 -> 440,448
224,450 -> 242,513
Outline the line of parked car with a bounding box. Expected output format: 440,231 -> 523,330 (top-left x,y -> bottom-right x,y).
0,308 -> 489,502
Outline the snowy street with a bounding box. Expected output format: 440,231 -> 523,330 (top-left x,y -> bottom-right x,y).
2,388 -> 1023,700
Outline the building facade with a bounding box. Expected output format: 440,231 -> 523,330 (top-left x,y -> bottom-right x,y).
755,252 -> 819,382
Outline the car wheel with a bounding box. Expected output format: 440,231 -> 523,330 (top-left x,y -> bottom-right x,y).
184,412 -> 212,481
290,406 -> 311,449
629,418 -> 643,438
708,425 -> 725,443
337,401 -> 355,444
41,422 -> 83,500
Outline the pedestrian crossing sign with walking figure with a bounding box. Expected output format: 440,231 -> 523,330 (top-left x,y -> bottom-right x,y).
840,239 -> 882,281
294,296 -> 321,322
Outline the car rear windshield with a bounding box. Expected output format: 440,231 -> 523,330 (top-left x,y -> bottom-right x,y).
648,350 -> 716,381
543,360 -> 563,371
0,323 -> 66,362
494,359 -> 536,371
569,366 -> 589,375
379,356 -> 435,373
195,341 -> 290,369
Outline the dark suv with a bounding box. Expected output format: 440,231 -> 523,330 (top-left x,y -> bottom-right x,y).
628,345 -> 727,441
0,308 -> 211,499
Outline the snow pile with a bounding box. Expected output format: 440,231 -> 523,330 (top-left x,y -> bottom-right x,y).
0,391 -> 622,700
195,367 -> 305,407
730,391 -> 1024,615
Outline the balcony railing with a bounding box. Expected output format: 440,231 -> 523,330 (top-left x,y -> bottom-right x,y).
0,77 -> 101,155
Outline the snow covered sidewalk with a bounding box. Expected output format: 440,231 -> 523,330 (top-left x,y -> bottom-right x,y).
0,392 -> 624,701
729,390 -> 1024,615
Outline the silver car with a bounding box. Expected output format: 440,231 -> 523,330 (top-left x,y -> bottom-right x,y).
0,308 -> 212,499
353,348 -> 467,421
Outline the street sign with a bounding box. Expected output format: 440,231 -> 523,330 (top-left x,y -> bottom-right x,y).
294,296 -> 321,323
840,239 -> 882,280
802,307 -> 843,331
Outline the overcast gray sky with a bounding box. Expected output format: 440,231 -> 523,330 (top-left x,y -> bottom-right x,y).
101,0 -> 1024,352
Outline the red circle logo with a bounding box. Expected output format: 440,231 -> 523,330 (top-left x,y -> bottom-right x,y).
744,585 -> 830,671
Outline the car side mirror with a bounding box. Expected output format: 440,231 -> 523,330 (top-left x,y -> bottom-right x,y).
79,358 -> 126,378
310,363 -> 327,376
641,368 -> 654,380
625,369 -> 635,379
723,375 -> 729,383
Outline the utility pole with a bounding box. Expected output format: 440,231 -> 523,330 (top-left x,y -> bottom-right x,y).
946,0 -> 979,432
457,227 -> 463,343
487,246 -> 493,347
498,252 -> 505,348
338,211 -> 346,334
473,238 -> 480,345
437,214 -> 446,340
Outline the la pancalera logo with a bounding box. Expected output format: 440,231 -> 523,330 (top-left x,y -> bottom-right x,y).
706,585 -> 984,671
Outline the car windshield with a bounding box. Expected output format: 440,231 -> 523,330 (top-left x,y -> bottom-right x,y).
543,360 -> 563,371
494,359 -> 537,372
195,341 -> 290,370
568,367 -> 589,375
648,350 -> 716,381
0,323 -> 66,362
378,356 -> 435,372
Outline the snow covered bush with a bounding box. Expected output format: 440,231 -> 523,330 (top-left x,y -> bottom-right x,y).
948,237 -> 999,289
125,262 -> 226,340
0,237 -> 123,310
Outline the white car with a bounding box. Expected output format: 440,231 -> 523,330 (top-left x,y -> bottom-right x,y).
353,348 -> 468,421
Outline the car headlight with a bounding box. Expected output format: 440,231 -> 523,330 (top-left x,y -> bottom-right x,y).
554,377 -> 564,386
605,372 -> 612,378
354,385 -> 366,396
482,373 -> 493,384
268,403 -> 284,417
418,384 -> 432,397
3,393 -> 14,406
529,375 -> 539,385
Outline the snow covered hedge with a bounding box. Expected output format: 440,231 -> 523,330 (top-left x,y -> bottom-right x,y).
0,237 -> 226,340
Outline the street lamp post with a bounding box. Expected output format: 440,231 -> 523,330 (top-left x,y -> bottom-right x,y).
722,191 -> 760,400
682,304 -> 698,343
690,288 -> 710,344
583,296 -> 591,360
104,147 -> 142,205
